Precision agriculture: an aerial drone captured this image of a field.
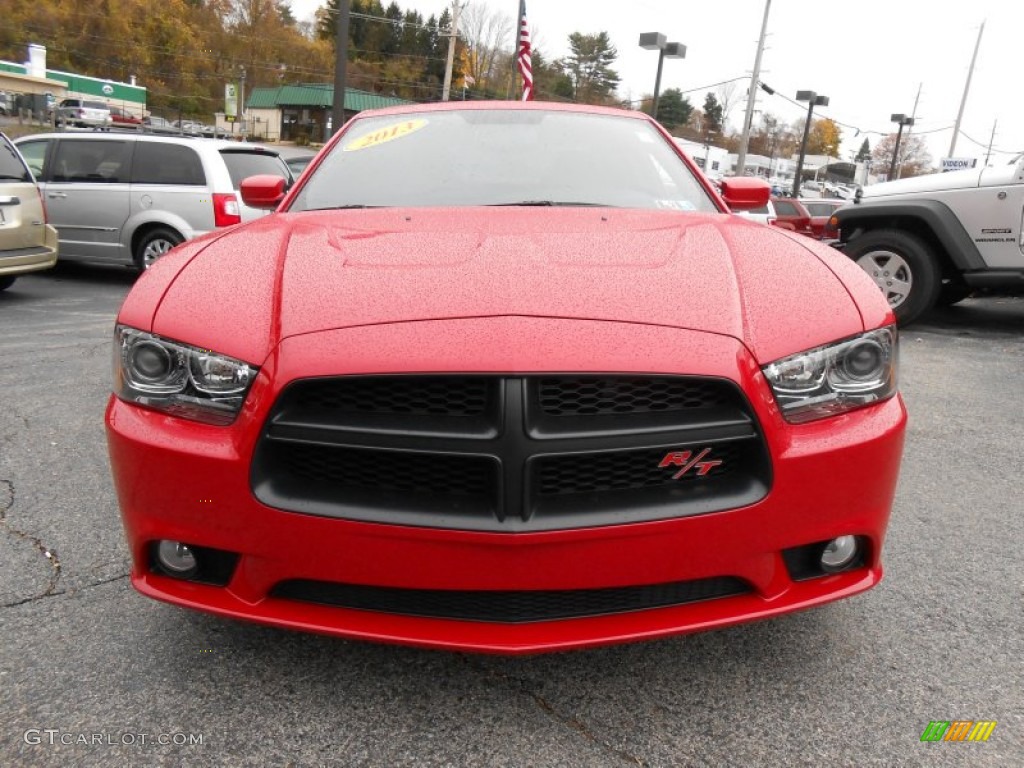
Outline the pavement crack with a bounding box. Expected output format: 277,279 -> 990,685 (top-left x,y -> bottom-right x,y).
459,656 -> 645,766
0,479 -> 63,603
2,572 -> 130,608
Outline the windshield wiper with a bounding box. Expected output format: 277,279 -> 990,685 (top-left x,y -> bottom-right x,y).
488,200 -> 609,207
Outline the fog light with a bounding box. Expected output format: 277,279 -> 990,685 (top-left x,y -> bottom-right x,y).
820,535 -> 858,573
156,540 -> 198,577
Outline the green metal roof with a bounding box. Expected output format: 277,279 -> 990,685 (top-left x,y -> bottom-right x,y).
246,85 -> 412,111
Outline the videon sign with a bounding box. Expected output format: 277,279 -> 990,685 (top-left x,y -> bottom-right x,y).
941,157 -> 977,172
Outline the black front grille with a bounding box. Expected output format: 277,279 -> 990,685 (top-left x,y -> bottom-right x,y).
252,375 -> 771,531
270,576 -> 751,623
537,376 -> 734,416
287,376 -> 494,417
281,443 -> 496,498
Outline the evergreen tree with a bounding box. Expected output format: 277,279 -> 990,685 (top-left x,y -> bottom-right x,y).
655,88 -> 692,129
563,31 -> 620,103
702,93 -> 723,135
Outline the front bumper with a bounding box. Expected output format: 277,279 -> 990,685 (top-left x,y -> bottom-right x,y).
106,317 -> 906,653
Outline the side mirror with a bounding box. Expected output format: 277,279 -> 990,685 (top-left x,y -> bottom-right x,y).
719,177 -> 771,211
239,174 -> 286,210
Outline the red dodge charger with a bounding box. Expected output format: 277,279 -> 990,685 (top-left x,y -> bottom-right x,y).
106,102 -> 905,653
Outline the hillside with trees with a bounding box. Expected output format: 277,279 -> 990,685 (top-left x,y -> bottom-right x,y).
1,0 -> 626,119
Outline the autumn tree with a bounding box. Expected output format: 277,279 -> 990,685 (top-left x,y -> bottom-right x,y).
871,133 -> 934,178
807,118 -> 842,157
562,31 -> 620,104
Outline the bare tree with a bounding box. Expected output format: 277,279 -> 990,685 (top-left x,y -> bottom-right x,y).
715,81 -> 740,132
871,133 -> 934,178
460,3 -> 514,91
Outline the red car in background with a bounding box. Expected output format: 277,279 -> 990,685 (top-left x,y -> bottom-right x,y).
801,198 -> 845,241
106,102 -> 904,653
109,106 -> 142,128
770,197 -> 813,235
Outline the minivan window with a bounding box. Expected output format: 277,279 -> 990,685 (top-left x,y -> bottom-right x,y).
52,140 -> 132,183
219,150 -> 289,188
0,136 -> 31,182
16,139 -> 50,179
132,143 -> 206,186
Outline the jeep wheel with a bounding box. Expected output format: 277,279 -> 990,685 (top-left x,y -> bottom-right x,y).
134,227 -> 182,270
845,229 -> 940,325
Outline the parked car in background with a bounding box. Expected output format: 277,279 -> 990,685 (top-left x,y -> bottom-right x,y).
141,115 -> 178,135
105,102 -> 905,653
801,198 -> 844,241
285,153 -> 315,177
109,106 -> 142,129
55,98 -> 112,130
14,132 -> 291,269
0,132 -> 58,291
734,198 -> 776,225
173,120 -> 204,136
770,197 -> 813,235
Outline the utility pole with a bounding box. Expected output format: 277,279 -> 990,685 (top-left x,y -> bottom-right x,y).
442,1 -> 464,102
735,0 -> 771,177
985,119 -> 997,166
331,0 -> 351,138
949,20 -> 984,157
897,82 -> 922,179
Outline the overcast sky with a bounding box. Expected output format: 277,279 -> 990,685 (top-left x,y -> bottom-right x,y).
291,0 -> 1019,167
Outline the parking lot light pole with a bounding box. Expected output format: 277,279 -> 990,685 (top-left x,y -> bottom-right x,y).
792,90 -> 829,197
889,113 -> 915,180
639,33 -> 686,121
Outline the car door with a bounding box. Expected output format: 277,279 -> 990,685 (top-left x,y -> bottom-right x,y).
44,138 -> 133,262
0,135 -> 47,254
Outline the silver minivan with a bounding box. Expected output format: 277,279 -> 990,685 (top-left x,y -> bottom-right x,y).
14,133 -> 292,269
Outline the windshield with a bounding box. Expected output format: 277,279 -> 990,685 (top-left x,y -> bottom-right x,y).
290,109 -> 717,212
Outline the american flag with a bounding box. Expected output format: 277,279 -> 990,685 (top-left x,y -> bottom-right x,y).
517,0 -> 533,100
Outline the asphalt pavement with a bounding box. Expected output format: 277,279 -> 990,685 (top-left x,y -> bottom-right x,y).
1,263 -> 1021,767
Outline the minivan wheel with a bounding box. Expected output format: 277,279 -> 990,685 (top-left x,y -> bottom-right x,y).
0,276 -> 16,291
845,229 -> 941,326
135,228 -> 183,270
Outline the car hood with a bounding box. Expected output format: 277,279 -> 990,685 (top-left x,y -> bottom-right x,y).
146,208 -> 870,365
861,167 -> 984,197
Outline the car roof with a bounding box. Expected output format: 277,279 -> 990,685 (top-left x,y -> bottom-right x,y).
348,100 -> 655,123
16,132 -> 279,154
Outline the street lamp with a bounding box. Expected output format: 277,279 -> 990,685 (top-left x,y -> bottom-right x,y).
889,113 -> 915,180
791,90 -> 829,197
639,33 -> 686,121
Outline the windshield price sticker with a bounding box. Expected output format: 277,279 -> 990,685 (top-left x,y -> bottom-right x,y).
344,119 -> 428,152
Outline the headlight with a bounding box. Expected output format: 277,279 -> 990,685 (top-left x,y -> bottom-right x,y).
114,326 -> 257,425
762,326 -> 897,423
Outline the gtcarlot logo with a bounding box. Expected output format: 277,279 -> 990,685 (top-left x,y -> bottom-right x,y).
24,729 -> 204,747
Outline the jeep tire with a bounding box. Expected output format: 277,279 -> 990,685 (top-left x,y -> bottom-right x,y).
845,229 -> 941,326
